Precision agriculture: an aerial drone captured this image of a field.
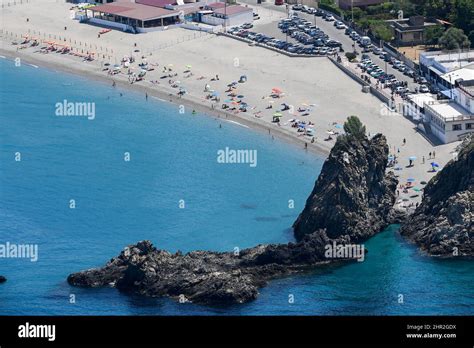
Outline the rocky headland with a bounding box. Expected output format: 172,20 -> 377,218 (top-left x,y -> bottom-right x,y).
400,137 -> 473,257
68,117 -> 402,305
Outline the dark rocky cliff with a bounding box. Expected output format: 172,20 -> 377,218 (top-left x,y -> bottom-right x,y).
293,133 -> 399,242
400,137 -> 473,257
68,126 -> 400,305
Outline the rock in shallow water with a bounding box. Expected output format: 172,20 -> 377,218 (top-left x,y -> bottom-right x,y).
0,276 -> 7,283
400,137 -> 474,257
293,133 -> 400,242
68,131 -> 401,305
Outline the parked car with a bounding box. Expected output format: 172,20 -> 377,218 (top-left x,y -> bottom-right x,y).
372,47 -> 383,55
419,85 -> 429,93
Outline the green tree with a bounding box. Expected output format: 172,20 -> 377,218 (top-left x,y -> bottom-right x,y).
344,116 -> 366,140
438,27 -> 471,50
449,0 -> 474,39
469,30 -> 474,48
425,25 -> 444,46
371,22 -> 393,42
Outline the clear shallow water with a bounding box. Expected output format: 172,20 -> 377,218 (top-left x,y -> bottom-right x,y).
0,59 -> 473,315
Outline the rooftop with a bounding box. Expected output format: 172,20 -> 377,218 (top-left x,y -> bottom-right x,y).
135,0 -> 176,8
440,64 -> 474,85
420,50 -> 474,72
205,2 -> 226,9
90,2 -> 179,21
425,100 -> 472,120
213,5 -> 252,16
407,93 -> 437,109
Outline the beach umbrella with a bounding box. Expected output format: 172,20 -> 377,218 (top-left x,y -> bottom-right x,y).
273,112 -> 282,117
413,188 -> 421,192
420,181 -> 427,185
406,178 -> 416,182
409,156 -> 417,161
104,62 -> 110,66
430,162 -> 439,167
272,88 -> 282,94
388,155 -> 395,160
237,95 -> 245,99
186,64 -> 192,69
326,131 -> 335,135
334,124 -> 343,129
211,91 -> 219,97
168,64 -> 173,67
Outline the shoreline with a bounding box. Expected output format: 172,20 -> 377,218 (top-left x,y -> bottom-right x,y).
0,46 -> 331,158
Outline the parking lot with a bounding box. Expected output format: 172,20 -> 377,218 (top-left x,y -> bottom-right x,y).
246,1 -> 427,93
228,9 -> 343,56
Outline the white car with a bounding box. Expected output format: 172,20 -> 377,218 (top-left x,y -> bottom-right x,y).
419,85 -> 429,93
336,23 -> 346,29
326,15 -> 335,21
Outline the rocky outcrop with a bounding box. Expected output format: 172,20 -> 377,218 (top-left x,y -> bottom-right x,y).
400,137 -> 473,257
68,131 -> 399,305
68,236 -> 334,305
0,276 -> 6,283
293,133 -> 400,242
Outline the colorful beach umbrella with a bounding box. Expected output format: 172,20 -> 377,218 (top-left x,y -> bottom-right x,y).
273,112 -> 282,117
430,162 -> 439,167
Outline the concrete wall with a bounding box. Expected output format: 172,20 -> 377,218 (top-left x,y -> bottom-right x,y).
201,11 -> 253,27
88,17 -> 130,31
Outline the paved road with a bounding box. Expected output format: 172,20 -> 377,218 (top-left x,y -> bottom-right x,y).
245,1 -> 421,91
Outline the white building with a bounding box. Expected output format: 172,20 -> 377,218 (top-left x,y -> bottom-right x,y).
422,98 -> 473,144
419,50 -> 474,88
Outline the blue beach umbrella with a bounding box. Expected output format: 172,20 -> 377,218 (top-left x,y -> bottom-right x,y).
334,124 -> 343,129
430,162 -> 439,167
406,178 -> 416,182
211,91 -> 219,96
408,156 -> 417,161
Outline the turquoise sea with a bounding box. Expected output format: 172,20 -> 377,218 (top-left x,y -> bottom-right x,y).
0,58 -> 473,315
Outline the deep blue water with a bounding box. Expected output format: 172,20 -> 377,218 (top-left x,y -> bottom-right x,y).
0,58 -> 473,315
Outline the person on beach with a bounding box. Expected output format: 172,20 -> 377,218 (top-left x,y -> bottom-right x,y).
429,152 -> 431,159
422,156 -> 425,164
146,93 -> 148,100
403,138 -> 406,145
433,151 -> 436,159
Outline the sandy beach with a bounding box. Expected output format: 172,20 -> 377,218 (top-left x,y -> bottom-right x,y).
0,1 -> 460,208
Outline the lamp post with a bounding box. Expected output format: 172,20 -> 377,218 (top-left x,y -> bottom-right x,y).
224,0 -> 227,33
351,0 -> 354,23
